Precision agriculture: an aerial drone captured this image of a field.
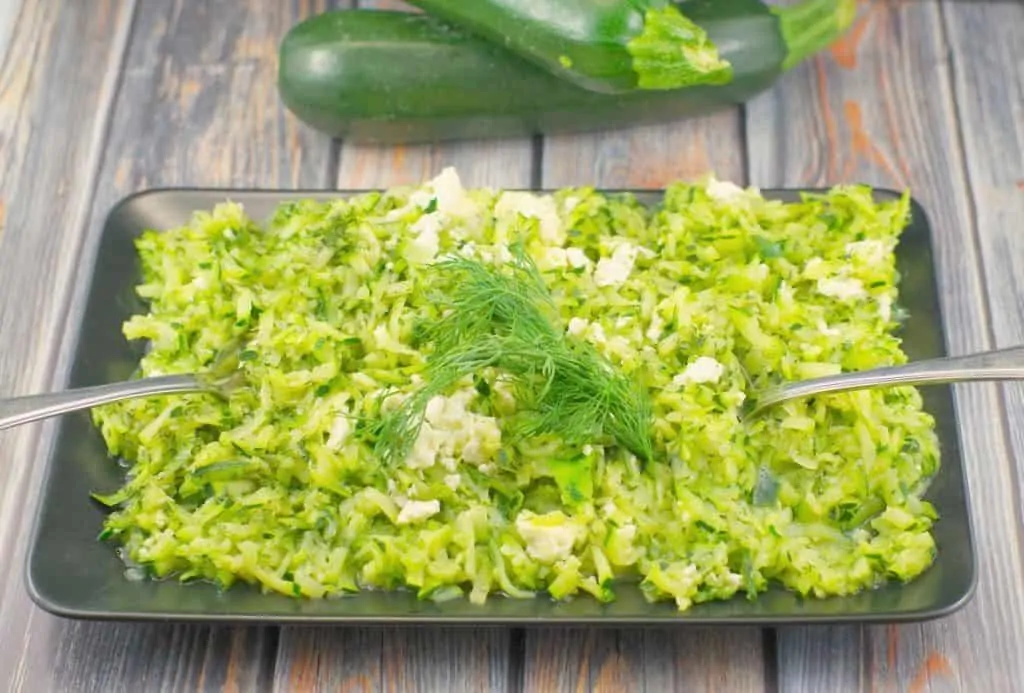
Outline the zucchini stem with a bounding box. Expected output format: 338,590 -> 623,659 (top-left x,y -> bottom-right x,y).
776,0 -> 858,70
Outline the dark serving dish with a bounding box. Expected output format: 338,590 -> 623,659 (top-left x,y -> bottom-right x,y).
24,187 -> 978,625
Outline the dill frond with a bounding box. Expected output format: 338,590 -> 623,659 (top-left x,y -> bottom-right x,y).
372,244 -> 654,466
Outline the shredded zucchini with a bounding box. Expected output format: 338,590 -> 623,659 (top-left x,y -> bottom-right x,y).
91,168 -> 940,610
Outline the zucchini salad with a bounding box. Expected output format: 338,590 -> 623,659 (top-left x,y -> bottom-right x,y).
91,169 -> 940,611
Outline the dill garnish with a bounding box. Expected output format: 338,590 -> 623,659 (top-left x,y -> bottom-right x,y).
371,244 -> 654,466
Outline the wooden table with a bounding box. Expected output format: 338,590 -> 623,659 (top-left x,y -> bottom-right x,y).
1,1 -> 1022,690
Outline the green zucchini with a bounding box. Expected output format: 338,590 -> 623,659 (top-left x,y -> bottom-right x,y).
278,0 -> 856,145
404,0 -> 736,94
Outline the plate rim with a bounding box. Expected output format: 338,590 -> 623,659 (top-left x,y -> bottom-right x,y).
23,185 -> 980,625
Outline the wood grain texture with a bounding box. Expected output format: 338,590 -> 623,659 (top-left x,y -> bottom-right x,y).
941,3 -> 1024,688
0,0 -> 337,691
523,627 -> 768,693
541,111 -> 745,189
525,112 -> 768,693
0,1 -> 137,688
745,0 -> 1024,690
273,627 -> 514,693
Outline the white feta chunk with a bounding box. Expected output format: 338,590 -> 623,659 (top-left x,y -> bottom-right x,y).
494,191 -> 564,245
429,167 -> 477,218
565,247 -> 591,269
325,415 -> 351,450
514,511 -> 582,563
567,317 -> 589,337
396,499 -> 441,525
706,178 -> 747,202
672,356 -> 725,387
817,277 -> 866,301
845,239 -> 888,265
594,242 -> 639,287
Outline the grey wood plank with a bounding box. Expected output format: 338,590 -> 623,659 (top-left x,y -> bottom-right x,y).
272,3 -> 531,690
939,3 -> 1024,689
525,112 -> 768,693
0,0 -> 20,83
275,627 -> 513,693
523,626 -> 768,693
542,112 -> 745,189
0,0 -> 338,691
0,1 -> 138,688
745,0 -> 1024,690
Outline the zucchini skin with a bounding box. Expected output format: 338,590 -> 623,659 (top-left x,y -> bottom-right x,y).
278,0 -> 785,145
403,0 -> 724,95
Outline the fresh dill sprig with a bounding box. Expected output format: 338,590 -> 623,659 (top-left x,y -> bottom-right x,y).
370,244 -> 654,466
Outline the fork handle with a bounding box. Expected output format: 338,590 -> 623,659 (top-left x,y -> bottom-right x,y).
754,344 -> 1024,411
0,374 -> 204,431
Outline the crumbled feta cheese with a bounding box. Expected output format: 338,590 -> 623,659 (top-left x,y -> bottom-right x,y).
563,196 -> 580,213
405,388 -> 502,469
409,189 -> 435,210
429,167 -> 477,218
646,313 -> 665,342
383,188 -> 435,221
589,323 -> 607,345
817,277 -> 866,301
396,499 -> 441,525
565,247 -> 591,269
567,317 -> 589,337
537,246 -> 568,271
325,415 -> 351,450
515,510 -> 582,563
411,211 -> 443,237
405,212 -> 442,264
845,239 -> 888,265
494,191 -> 564,245
406,422 -> 441,469
879,294 -> 893,322
672,356 -> 725,387
443,474 -> 461,491
706,178 -> 747,202
594,242 -> 639,287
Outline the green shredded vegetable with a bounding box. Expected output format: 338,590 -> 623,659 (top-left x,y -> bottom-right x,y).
91,169 -> 940,610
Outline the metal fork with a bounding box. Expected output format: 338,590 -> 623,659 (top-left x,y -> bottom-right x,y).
4,346 -> 1024,431
0,371 -> 243,431
748,344 -> 1024,414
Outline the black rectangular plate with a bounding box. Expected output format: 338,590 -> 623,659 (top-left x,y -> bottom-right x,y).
25,187 -> 978,625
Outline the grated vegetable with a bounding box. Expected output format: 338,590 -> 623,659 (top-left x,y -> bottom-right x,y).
91,169 -> 940,610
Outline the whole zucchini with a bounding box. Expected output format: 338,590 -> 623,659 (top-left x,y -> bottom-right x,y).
278,0 -> 855,145
404,0 -> 735,94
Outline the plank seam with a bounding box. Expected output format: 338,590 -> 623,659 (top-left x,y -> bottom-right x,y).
762,627 -> 779,693
737,103 -> 751,186
326,138 -> 342,188
530,135 -> 544,190
260,625 -> 283,689
506,628 -> 526,693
